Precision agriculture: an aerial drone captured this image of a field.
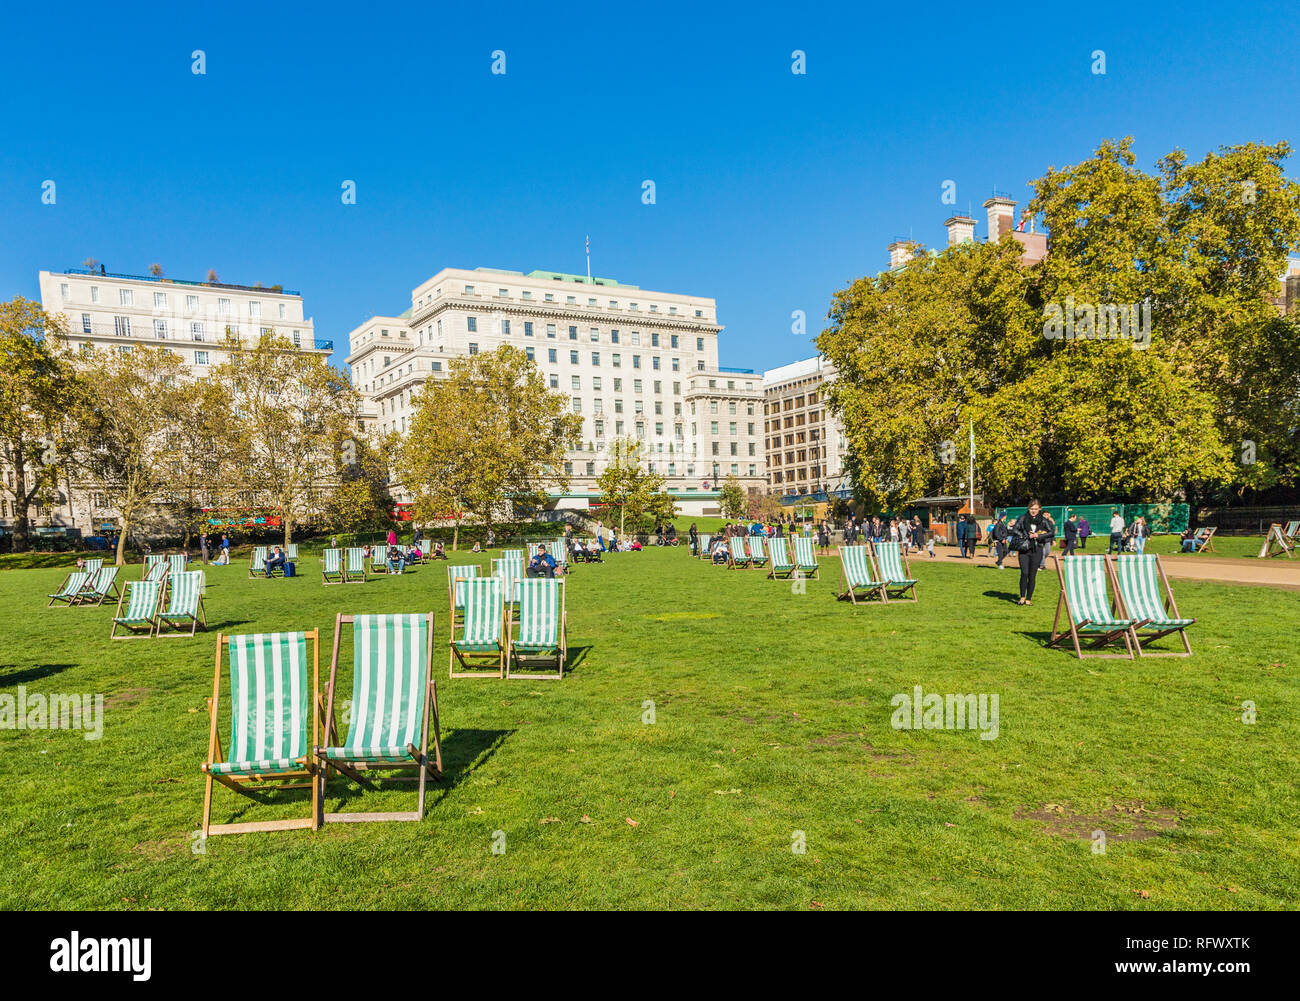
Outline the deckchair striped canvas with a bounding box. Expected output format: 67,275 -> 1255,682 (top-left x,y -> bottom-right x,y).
144,561 -> 168,584
698,534 -> 712,558
81,566 -> 121,605
249,546 -> 269,578
144,554 -> 166,573
767,538 -> 795,579
1112,555 -> 1194,657
728,537 -> 751,568
322,615 -> 430,763
321,548 -> 342,584
503,549 -> 525,561
793,535 -> 820,578
492,558 -> 523,604
84,558 -> 104,577
48,571 -> 89,607
872,542 -> 918,601
168,554 -> 187,577
449,563 -> 482,611
509,578 -> 565,679
450,577 -> 505,678
344,547 -> 367,583
156,571 -> 206,637
838,545 -> 885,603
111,580 -> 161,638
201,630 -> 319,836
552,539 -> 569,566
1048,555 -> 1137,659
286,543 -> 298,560
748,535 -> 768,567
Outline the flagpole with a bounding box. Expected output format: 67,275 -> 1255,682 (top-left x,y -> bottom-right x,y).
969,418 -> 975,514
586,235 -> 591,280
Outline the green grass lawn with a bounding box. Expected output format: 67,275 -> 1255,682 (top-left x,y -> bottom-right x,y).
2,547 -> 1297,910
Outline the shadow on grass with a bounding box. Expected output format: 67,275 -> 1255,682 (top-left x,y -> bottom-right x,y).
982,589 -> 1023,604
0,664 -> 77,688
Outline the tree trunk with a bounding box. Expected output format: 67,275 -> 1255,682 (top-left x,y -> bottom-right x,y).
11,451 -> 31,553
452,522 -> 459,552
115,525 -> 129,566
284,512 -> 293,550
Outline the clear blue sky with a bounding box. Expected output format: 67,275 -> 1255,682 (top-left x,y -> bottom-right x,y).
2,1 -> 1296,372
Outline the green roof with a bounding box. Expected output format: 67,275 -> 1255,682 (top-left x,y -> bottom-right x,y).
526,270 -> 637,289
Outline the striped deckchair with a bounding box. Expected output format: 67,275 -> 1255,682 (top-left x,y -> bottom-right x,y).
321,548 -> 343,584
748,535 -> 769,568
1192,526 -> 1217,553
1048,555 -> 1138,659
449,576 -> 506,679
48,571 -> 90,607
492,557 -> 523,604
508,577 -> 566,680
83,558 -> 104,577
871,541 -> 918,602
111,580 -> 162,639
201,630 -> 321,836
551,539 -> 569,568
1111,554 -> 1194,657
318,613 -> 442,824
143,554 -> 166,575
286,543 -> 298,560
344,547 -> 367,583
793,535 -> 820,579
697,533 -> 712,558
503,549 -> 525,561
1259,521 -> 1298,559
728,536 -> 751,569
79,566 -> 121,606
168,554 -> 187,577
837,545 -> 886,603
248,546 -> 269,578
156,571 -> 207,637
448,563 -> 483,624
144,560 -> 168,585
767,537 -> 795,579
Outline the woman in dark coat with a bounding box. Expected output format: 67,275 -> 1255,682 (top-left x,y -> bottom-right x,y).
1010,501 -> 1055,605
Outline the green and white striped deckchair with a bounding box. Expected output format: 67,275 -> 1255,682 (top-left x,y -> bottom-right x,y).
553,539 -> 570,567
1111,555 -> 1194,657
144,560 -> 168,585
48,571 -> 90,607
697,533 -> 712,558
448,563 -> 483,623
344,547 -> 368,583
492,557 -> 524,604
767,538 -> 795,580
1260,521 -> 1298,559
156,571 -> 207,637
321,548 -> 343,584
201,629 -> 320,836
286,543 -> 298,560
728,536 -> 751,569
1048,555 -> 1138,659
871,541 -> 918,602
143,554 -> 166,575
837,545 -> 885,604
450,577 -> 505,678
793,536 -> 820,579
748,535 -> 769,568
168,554 -> 187,577
111,580 -> 162,639
249,546 -> 269,578
79,566 -> 121,606
84,558 -> 104,577
508,578 -> 566,680
318,613 -> 442,823
503,548 -> 525,563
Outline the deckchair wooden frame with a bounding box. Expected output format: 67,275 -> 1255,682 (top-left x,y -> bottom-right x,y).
1259,522 -> 1297,559
47,571 -> 90,607
201,629 -> 321,836
78,566 -> 122,606
1109,554 -> 1193,657
155,572 -> 208,638
767,537 -> 796,580
110,580 -> 161,640
837,545 -> 886,604
248,546 -> 268,579
748,535 -> 769,568
321,548 -> 344,585
1193,526 -> 1217,553
449,578 -> 506,679
318,613 -> 442,824
728,537 -> 751,570
869,541 -> 918,602
792,536 -> 821,579
343,547 -> 368,584
506,578 -> 567,681
1047,555 -> 1138,660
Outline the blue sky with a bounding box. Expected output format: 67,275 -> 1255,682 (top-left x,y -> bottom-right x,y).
2,1 -> 1296,372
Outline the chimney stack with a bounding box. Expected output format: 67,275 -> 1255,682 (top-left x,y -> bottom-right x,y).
944,215 -> 976,246
983,195 -> 1016,244
887,240 -> 914,269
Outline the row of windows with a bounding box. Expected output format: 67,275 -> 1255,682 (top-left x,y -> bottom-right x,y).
72,342 -> 211,365
60,283 -> 289,320
561,461 -> 755,478
464,317 -> 699,351
92,314 -> 301,346
417,283 -> 710,321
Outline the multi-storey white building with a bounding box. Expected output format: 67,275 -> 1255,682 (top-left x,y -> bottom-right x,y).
38,267 -> 329,375
346,267 -> 765,513
762,356 -> 847,498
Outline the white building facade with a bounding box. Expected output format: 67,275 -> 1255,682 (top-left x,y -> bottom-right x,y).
762,356 -> 847,498
346,267 -> 766,513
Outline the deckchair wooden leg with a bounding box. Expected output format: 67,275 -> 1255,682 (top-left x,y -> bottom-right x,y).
201,773 -> 214,838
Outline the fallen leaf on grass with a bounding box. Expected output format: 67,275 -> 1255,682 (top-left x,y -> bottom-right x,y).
713,789 -> 741,795
579,815 -> 593,824
539,816 -> 560,824
626,818 -> 639,827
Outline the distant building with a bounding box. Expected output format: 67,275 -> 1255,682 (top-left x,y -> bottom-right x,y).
761,356 -> 846,498
886,193 -> 1048,270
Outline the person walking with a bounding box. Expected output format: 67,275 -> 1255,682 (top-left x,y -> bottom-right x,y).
1063,511 -> 1079,557
688,522 -> 699,556
1133,515 -> 1149,554
1038,510 -> 1056,570
956,515 -> 968,558
199,531 -> 210,565
1106,508 -> 1125,555
1011,501 -> 1055,605
1077,515 -> 1091,550
992,513 -> 1009,569
386,527 -> 398,548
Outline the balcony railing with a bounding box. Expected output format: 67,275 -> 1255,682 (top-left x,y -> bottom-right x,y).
69,321 -> 331,352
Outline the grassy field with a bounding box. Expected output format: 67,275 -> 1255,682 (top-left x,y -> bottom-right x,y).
1,546 -> 1297,910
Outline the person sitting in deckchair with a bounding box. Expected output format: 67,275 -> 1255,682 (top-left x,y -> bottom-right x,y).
265,546 -> 286,576
387,545 -> 402,574
712,539 -> 729,565
585,539 -> 603,563
528,544 -> 557,578
433,541 -> 447,560
1180,528 -> 1199,553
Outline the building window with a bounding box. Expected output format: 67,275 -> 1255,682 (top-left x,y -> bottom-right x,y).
195,351 -> 209,365
524,321 -> 534,337
60,283 -> 70,300
671,335 -> 679,348
572,398 -> 582,413
249,301 -> 261,318
120,288 -> 133,306
569,350 -> 579,364
154,319 -> 168,338
610,329 -> 619,344
571,376 -> 581,390
590,328 -> 599,341
501,319 -> 511,335
591,352 -> 600,365
191,322 -> 205,341
568,326 -> 578,340
185,294 -> 198,312
279,303 -> 286,319
218,297 -> 231,315
153,291 -> 167,308
550,374 -> 559,388
114,316 -> 131,336
467,316 -> 478,332
547,324 -> 556,338
468,342 -> 478,354
525,347 -> 535,361
548,349 -> 557,363
633,355 -> 641,369
80,314 -> 91,333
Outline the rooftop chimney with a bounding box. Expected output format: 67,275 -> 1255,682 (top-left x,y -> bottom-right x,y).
887,240 -> 915,269
983,195 -> 1016,244
944,215 -> 976,246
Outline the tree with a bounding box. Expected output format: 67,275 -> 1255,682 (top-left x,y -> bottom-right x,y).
595,436 -> 665,534
397,345 -> 581,548
718,475 -> 747,519
747,491 -> 784,522
323,431 -> 397,537
0,298 -> 76,551
214,332 -> 360,548
66,346 -> 188,565
167,377 -> 238,550
149,263 -> 164,278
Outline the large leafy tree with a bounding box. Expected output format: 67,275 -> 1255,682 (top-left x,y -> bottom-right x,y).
214,332 -> 360,548
0,298 -> 76,551
718,475 -> 747,519
66,346 -> 188,565
595,436 -> 670,534
322,431 -> 397,537
396,345 -> 581,547
167,376 -> 239,551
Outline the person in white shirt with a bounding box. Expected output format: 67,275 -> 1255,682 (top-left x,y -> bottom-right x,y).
1107,509 -> 1126,555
